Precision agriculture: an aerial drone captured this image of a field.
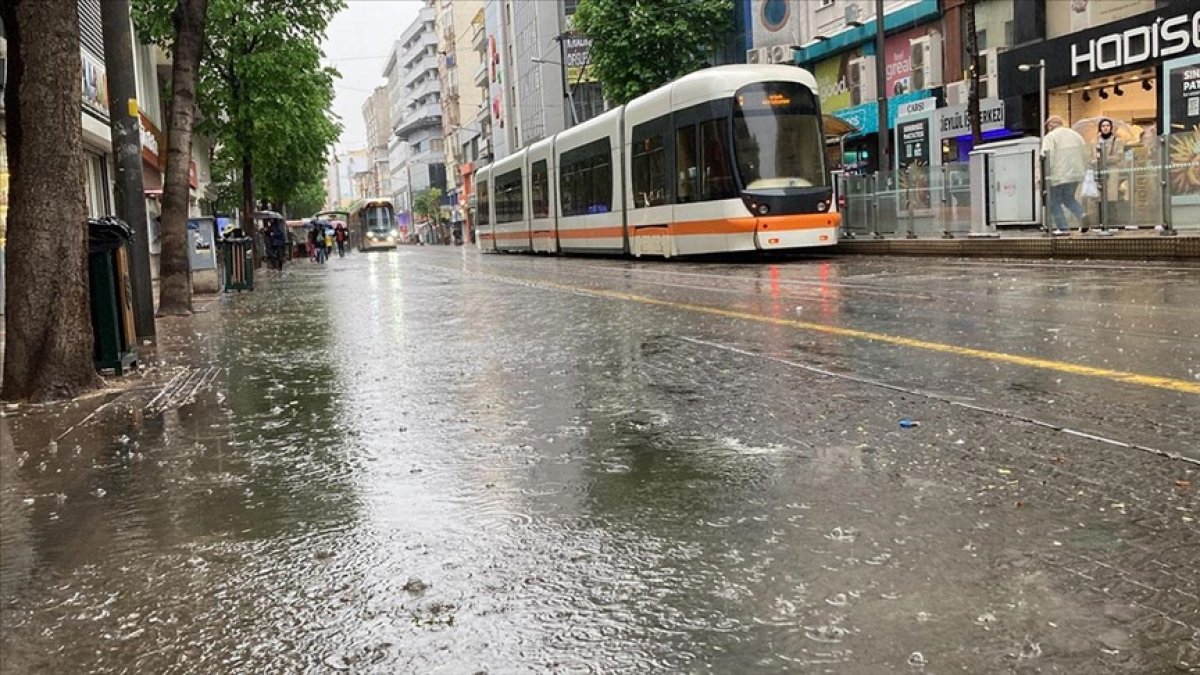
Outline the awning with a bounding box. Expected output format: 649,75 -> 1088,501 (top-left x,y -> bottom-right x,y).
823,115 -> 858,138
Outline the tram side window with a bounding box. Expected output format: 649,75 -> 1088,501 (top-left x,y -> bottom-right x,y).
496,169 -> 523,223
559,139 -> 612,217
477,180 -> 490,226
700,119 -> 737,201
531,160 -> 549,219
675,125 -> 698,203
631,132 -> 668,208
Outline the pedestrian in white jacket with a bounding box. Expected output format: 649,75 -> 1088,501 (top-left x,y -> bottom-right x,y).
1041,116 -> 1088,234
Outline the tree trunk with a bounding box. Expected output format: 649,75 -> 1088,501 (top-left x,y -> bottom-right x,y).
0,0 -> 101,401
965,0 -> 983,146
157,0 -> 209,316
241,149 -> 260,267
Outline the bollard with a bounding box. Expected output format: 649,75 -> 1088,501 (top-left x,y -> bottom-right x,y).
871,172 -> 883,239
1039,153 -> 1051,237
905,166 -> 917,239
1159,136 -> 1177,237
940,164 -> 954,239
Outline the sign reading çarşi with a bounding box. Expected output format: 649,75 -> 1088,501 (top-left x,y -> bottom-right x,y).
898,97 -> 937,118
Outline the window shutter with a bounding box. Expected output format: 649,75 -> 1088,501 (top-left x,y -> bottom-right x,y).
78,0 -> 105,62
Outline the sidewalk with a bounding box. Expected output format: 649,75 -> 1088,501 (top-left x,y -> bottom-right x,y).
831,226 -> 1200,260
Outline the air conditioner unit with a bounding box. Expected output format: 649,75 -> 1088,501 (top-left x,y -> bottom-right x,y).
909,33 -> 943,91
747,45 -> 793,65
767,44 -> 792,64
945,80 -> 968,106
847,55 -> 876,106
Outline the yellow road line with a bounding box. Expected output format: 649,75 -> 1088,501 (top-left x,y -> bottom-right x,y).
509,276 -> 1200,396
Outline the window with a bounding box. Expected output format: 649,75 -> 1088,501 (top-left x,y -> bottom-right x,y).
820,0 -> 834,7
531,160 -> 549,218
700,118 -> 737,201
495,169 -> 523,223
733,82 -> 827,189
559,139 -> 611,217
631,125 -> 668,208
477,178 -> 490,226
675,125 -> 698,203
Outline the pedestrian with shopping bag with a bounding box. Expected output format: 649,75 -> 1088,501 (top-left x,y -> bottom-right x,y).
1041,116 -> 1088,235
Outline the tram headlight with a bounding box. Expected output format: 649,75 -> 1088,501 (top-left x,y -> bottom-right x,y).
816,201 -> 829,212
756,203 -> 770,216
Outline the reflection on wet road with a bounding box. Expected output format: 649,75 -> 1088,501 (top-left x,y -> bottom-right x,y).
2,248 -> 1197,673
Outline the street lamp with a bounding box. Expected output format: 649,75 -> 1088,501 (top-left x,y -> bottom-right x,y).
1018,59 -> 1046,146
1019,59 -> 1048,233
532,56 -> 578,127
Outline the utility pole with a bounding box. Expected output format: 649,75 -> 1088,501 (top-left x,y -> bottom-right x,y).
874,0 -> 888,173
100,0 -> 156,342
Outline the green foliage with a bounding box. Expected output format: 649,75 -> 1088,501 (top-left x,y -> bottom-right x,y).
286,177 -> 326,218
572,0 -> 734,104
133,0 -> 343,210
413,188 -> 443,225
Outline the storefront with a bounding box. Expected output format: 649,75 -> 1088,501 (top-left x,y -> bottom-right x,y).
999,3 -> 1200,227
999,3 -> 1200,138
798,0 -> 942,173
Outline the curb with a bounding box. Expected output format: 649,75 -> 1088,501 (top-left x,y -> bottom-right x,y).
828,235 -> 1200,260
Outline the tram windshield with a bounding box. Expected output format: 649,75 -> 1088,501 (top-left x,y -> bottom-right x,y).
362,203 -> 394,233
733,82 -> 827,189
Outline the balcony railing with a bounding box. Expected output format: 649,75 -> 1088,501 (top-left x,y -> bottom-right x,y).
395,103 -> 443,138
471,20 -> 486,51
473,58 -> 488,87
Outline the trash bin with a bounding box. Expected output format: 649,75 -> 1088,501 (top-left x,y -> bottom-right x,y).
87,217 -> 138,375
221,237 -> 254,291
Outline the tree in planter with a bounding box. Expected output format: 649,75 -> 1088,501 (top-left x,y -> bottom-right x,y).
0,0 -> 102,401
413,189 -> 445,245
572,0 -> 733,105
159,0 -> 208,315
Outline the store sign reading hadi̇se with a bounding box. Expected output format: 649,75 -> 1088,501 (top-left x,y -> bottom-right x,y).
1071,8 -> 1200,77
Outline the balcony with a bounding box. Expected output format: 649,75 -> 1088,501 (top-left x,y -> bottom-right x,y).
474,58 -> 488,87
395,103 -> 443,138
402,52 -> 439,89
471,19 -> 486,51
407,76 -> 440,103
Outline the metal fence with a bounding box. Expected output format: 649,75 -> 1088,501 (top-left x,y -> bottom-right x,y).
838,133 -> 1200,238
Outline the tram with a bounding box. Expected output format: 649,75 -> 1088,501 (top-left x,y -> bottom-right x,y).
348,198 -> 398,251
474,64 -> 839,257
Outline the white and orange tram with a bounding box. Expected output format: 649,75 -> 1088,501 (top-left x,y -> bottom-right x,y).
474,64 -> 839,257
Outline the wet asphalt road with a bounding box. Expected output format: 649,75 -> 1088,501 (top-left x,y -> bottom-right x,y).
1,247 -> 1198,673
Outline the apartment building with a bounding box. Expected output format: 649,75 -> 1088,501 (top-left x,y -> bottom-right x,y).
362,86 -> 392,198
435,0 -> 485,233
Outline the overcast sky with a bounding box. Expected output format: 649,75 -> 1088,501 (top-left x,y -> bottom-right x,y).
323,1 -> 422,155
